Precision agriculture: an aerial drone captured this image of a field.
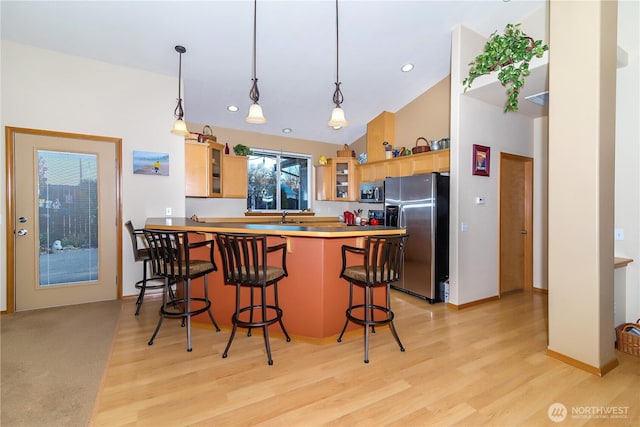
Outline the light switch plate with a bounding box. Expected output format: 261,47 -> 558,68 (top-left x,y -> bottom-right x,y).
165,207 -> 172,216
615,228 -> 624,241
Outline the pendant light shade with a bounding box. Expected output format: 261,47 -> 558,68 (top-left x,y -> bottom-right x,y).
170,45 -> 189,136
246,103 -> 267,124
246,0 -> 267,124
171,118 -> 188,135
328,0 -> 348,128
328,107 -> 348,129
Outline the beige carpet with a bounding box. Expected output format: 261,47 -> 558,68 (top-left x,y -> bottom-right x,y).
1,300 -> 123,427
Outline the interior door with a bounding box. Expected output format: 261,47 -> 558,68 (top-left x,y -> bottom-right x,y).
7,127 -> 121,312
499,153 -> 533,294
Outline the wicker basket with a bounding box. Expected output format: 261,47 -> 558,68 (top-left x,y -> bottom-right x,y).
412,137 -> 431,154
337,144 -> 352,157
615,319 -> 640,356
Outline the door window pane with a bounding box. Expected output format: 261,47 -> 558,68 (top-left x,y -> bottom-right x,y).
38,151 -> 99,286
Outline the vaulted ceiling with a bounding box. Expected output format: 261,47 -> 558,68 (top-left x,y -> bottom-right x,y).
1,0 -> 545,145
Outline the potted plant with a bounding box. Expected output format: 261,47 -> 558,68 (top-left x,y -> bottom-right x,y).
462,23 -> 549,112
233,144 -> 252,156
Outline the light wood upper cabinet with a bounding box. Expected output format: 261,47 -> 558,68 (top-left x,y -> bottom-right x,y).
185,141 -> 213,197
315,164 -> 332,201
315,157 -> 358,201
357,149 -> 450,183
185,140 -> 247,198
366,111 -> 395,163
359,161 -> 386,182
411,149 -> 450,175
222,155 -> 248,198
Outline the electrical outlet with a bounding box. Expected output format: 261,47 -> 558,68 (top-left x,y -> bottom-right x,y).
615,228 -> 624,241
165,207 -> 172,216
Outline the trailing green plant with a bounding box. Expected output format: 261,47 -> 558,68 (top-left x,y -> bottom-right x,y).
463,23 -> 549,112
233,144 -> 252,156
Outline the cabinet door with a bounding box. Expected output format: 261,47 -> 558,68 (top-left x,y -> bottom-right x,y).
315,164 -> 332,201
370,162 -> 386,182
366,111 -> 395,163
185,142 -> 209,197
209,142 -> 223,197
411,149 -> 450,175
332,158 -> 357,201
385,157 -> 413,178
222,155 -> 248,198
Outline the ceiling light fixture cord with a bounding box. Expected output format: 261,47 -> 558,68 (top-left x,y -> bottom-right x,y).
332,0 -> 343,108
249,0 -> 260,104
245,0 -> 266,123
328,0 -> 347,128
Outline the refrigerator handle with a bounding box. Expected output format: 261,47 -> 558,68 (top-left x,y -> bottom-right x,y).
399,205 -> 404,228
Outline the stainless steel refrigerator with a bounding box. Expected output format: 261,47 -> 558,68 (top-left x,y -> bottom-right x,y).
384,173 -> 449,302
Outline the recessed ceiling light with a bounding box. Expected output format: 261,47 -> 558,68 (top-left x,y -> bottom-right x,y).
282,128 -> 292,134
227,105 -> 239,112
401,63 -> 414,72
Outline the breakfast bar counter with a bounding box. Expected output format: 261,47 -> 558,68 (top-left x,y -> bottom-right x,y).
145,217 -> 406,339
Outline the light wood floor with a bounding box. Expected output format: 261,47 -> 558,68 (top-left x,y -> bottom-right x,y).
91,291 -> 638,426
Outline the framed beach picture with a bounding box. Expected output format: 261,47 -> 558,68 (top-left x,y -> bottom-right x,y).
472,144 -> 490,177
133,151 -> 169,176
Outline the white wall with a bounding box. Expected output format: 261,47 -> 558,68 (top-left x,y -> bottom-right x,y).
533,116 -> 549,289
1,41 -> 186,308
450,26 -> 537,305
615,0 -> 640,322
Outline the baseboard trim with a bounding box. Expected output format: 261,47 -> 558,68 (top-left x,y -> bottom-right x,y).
447,295 -> 500,310
533,287 -> 548,294
546,348 -> 619,376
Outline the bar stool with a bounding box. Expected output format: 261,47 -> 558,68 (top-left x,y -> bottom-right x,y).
143,229 -> 220,352
215,233 -> 290,365
337,234 -> 409,363
125,221 -> 169,315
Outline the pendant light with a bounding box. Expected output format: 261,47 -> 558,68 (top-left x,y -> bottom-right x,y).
246,0 -> 267,124
328,0 -> 348,129
170,45 -> 189,135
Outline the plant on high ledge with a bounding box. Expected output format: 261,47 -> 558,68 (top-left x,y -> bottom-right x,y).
233,144 -> 252,156
463,23 -> 549,112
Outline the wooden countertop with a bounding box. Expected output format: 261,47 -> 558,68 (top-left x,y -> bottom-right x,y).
145,217 -> 406,238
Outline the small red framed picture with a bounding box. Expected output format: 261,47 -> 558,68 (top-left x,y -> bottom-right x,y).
472,144 -> 490,177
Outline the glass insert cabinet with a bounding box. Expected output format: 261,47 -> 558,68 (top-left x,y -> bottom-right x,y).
314,157 -> 357,201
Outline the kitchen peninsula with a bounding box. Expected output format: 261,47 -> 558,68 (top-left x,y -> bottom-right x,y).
145,217 -> 406,339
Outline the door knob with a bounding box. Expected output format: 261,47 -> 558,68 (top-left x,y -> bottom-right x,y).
520,229 -> 527,234
17,229 -> 28,236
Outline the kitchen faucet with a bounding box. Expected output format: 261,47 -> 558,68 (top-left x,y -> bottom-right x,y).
281,211 -> 288,223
